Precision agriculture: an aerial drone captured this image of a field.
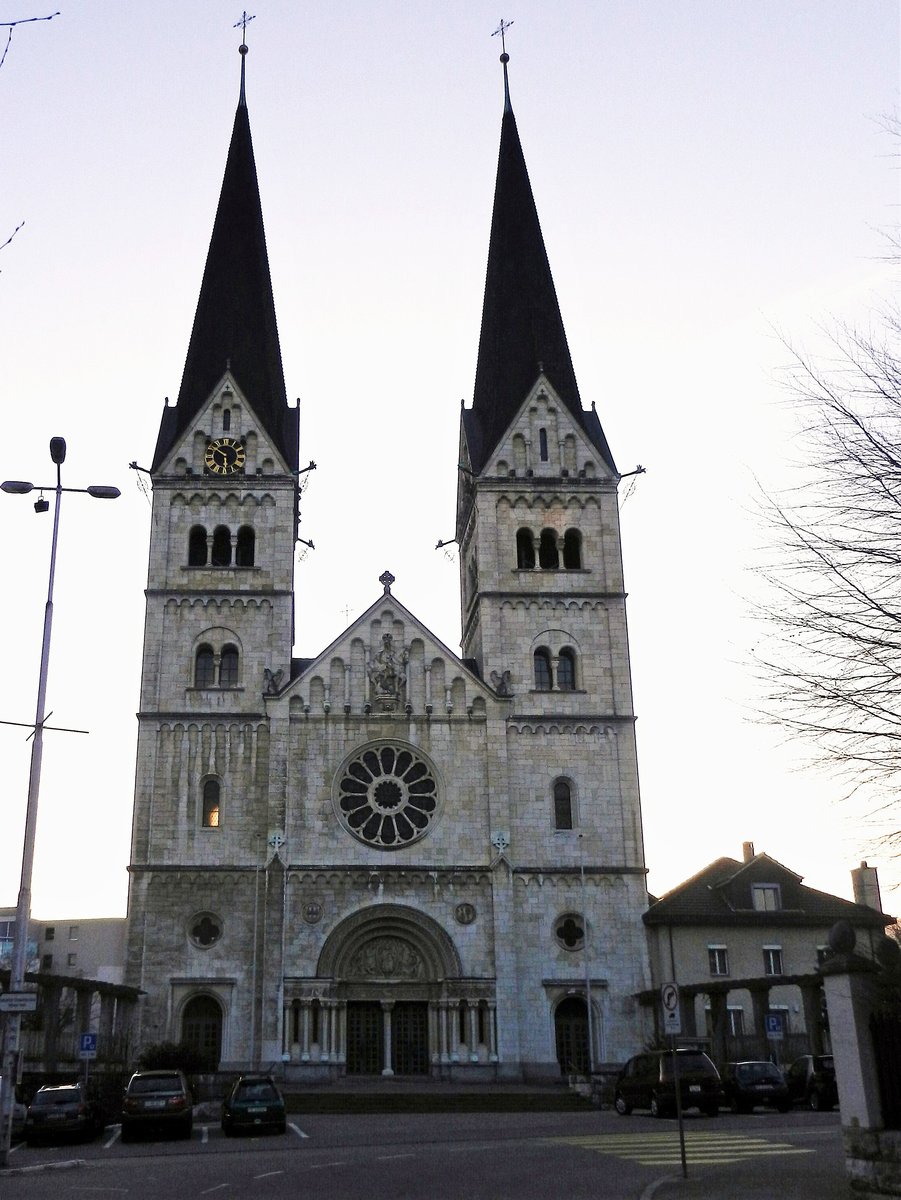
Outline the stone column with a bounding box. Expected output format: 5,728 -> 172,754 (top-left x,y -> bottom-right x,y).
428,1001 -> 439,1064
301,1002 -> 311,1061
439,1001 -> 450,1064
42,985 -> 62,1072
468,1002 -> 479,1062
450,999 -> 460,1062
321,1001 -> 332,1062
282,1003 -> 292,1057
820,954 -> 884,1128
708,991 -> 728,1065
749,984 -> 770,1056
678,989 -> 698,1038
800,983 -> 825,1055
381,1001 -> 395,1076
337,1002 -> 347,1065
487,1001 -> 498,1063
99,994 -> 115,1061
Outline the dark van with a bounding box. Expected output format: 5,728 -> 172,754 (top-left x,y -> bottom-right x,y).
614,1049 -> 723,1117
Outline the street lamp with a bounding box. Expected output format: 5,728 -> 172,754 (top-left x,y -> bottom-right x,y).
0,437 -> 119,1168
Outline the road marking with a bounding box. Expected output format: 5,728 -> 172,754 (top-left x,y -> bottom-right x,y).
253,1171 -> 284,1180
201,1125 -> 209,1144
288,1122 -> 308,1138
548,1131 -> 816,1167
304,1161 -> 348,1169
376,1153 -> 415,1161
104,1127 -> 121,1149
200,1186 -> 230,1195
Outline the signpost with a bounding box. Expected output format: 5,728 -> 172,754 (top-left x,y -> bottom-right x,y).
661,983 -> 688,1179
79,1032 -> 97,1088
0,994 -> 37,1014
765,1013 -> 785,1040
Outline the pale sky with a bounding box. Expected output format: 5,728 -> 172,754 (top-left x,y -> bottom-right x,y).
1,1 -> 898,919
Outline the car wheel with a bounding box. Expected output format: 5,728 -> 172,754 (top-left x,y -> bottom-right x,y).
650,1094 -> 666,1118
808,1089 -> 822,1112
614,1092 -> 632,1116
120,1126 -> 133,1144
276,1121 -> 287,1135
776,1102 -> 792,1114
703,1105 -> 719,1118
182,1120 -> 193,1140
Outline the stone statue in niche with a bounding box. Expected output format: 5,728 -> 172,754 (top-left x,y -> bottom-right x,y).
264,667 -> 284,695
490,669 -> 513,697
347,936 -> 425,980
367,633 -> 409,711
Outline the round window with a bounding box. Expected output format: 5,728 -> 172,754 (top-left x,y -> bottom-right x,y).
335,743 -> 439,848
554,912 -> 586,952
189,912 -> 222,948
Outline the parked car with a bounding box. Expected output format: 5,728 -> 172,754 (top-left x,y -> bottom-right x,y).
785,1054 -> 838,1111
120,1069 -> 193,1141
614,1049 -> 723,1118
24,1083 -> 104,1144
721,1060 -> 792,1113
0,1076 -> 27,1140
221,1075 -> 287,1136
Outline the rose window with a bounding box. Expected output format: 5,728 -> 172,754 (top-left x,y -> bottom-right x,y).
337,744 -> 438,848
189,912 -> 222,948
555,913 -> 585,951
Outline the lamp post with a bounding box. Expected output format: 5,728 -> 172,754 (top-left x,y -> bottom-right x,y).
0,438 -> 119,1168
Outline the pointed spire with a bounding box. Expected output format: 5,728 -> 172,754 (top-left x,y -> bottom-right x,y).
152,36 -> 296,472
466,48 -> 616,476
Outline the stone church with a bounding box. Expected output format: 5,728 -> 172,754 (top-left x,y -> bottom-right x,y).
124,44 -> 652,1081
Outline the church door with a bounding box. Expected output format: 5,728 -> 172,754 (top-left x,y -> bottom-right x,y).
392,1002 -> 429,1075
554,996 -> 589,1075
346,1002 -> 384,1075
182,995 -> 222,1070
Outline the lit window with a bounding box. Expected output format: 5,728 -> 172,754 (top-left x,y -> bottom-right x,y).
553,779 -> 573,830
534,648 -> 552,691
558,648 -> 576,691
708,946 -> 729,976
202,780 -> 220,829
752,884 -> 781,911
195,645 -> 216,688
763,946 -> 783,976
219,645 -> 239,687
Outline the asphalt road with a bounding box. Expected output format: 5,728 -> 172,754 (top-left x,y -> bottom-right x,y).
1,1108 -> 846,1200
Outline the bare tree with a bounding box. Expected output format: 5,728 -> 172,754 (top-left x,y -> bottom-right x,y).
753,309 -> 901,845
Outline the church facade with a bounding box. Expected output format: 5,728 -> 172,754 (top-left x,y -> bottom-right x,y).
124,47 -> 652,1081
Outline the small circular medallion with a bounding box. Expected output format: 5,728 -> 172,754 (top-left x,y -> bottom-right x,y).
455,902 -> 477,925
303,902 -> 323,925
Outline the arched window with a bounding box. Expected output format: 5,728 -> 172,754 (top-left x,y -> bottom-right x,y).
211,526 -> 232,566
516,528 -> 536,569
538,427 -> 549,462
219,644 -> 239,687
202,779 -> 220,828
188,525 -> 208,566
553,779 -> 573,829
563,529 -> 582,569
235,525 -> 255,567
195,645 -> 216,688
558,648 -> 576,691
534,648 -> 552,691
222,408 -> 231,432
538,529 -> 559,569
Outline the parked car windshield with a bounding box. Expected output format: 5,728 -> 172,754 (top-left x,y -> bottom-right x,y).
129,1075 -> 183,1094
32,1088 -> 80,1106
236,1082 -> 279,1101
735,1063 -> 782,1083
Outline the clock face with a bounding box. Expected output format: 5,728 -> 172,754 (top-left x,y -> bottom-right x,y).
204,437 -> 246,475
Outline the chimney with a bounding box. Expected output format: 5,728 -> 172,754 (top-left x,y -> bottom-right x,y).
851,861 -> 883,912
742,841 -> 755,863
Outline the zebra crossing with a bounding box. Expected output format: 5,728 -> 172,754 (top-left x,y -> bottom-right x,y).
548,1130 -> 815,1166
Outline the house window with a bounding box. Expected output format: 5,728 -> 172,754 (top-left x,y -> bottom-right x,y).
553,779 -> 573,830
538,529 -> 559,569
708,945 -> 729,976
44,926 -> 55,942
538,427 -> 549,462
202,780 -> 221,829
562,529 -> 582,569
195,645 -> 216,688
219,645 -> 239,687
752,883 -> 782,912
235,525 -> 255,567
557,648 -> 576,691
534,648 -> 552,690
188,525 -> 208,566
68,925 -> 79,941
763,946 -> 783,976
516,529 -> 535,569
211,525 -> 232,567
67,952 -> 77,968
41,954 -> 53,971
727,1007 -> 745,1036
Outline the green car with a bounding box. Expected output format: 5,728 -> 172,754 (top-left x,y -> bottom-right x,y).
221,1076 -> 287,1136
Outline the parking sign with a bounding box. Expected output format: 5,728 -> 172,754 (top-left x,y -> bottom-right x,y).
79,1032 -> 97,1060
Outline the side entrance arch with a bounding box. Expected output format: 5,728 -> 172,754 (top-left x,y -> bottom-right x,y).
182,994 -> 223,1070
554,996 -> 589,1075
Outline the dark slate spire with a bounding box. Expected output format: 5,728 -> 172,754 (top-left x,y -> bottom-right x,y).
152,44 -> 297,472
466,54 -> 616,476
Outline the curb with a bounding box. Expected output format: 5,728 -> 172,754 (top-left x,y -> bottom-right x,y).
0,1158 -> 86,1176
640,1174 -> 683,1200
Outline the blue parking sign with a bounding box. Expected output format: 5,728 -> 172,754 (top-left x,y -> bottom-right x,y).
79,1032 -> 97,1058
764,1013 -> 785,1039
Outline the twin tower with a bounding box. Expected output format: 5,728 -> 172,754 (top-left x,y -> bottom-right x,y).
125,46 -> 651,1080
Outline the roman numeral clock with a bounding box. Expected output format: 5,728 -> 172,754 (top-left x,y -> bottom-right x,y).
204,437 -> 246,475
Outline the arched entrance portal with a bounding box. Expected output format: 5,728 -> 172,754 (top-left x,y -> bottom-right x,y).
555,996 -> 589,1075
282,904 -> 498,1077
182,994 -> 222,1070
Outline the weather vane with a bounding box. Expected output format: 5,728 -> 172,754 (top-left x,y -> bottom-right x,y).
492,17 -> 513,55
234,10 -> 256,42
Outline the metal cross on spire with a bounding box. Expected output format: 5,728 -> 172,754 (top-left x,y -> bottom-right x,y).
492,17 -> 514,55
234,10 -> 256,41
233,11 -> 256,104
